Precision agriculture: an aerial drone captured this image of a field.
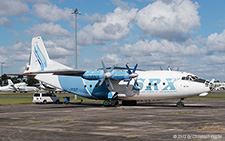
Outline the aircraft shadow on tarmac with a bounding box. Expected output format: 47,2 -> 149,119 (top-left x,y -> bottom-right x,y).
38,101 -> 217,109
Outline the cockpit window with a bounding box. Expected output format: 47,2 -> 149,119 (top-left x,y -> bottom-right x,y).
189,75 -> 198,81
182,75 -> 206,83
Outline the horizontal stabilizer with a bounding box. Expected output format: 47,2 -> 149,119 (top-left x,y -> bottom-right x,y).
22,69 -> 85,76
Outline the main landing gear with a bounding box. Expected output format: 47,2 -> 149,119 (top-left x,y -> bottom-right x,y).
103,99 -> 119,107
103,94 -> 119,107
176,98 -> 184,108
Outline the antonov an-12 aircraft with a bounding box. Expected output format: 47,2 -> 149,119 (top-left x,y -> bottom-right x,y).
22,36 -> 214,107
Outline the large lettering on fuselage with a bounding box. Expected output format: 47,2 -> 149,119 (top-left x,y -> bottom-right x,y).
135,78 -> 179,91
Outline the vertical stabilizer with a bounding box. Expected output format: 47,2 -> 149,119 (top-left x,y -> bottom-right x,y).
7,79 -> 14,86
24,36 -> 72,73
7,79 -> 17,91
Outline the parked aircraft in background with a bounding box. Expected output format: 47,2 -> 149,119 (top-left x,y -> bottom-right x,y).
0,79 -> 17,92
22,36 -> 214,107
16,84 -> 39,93
0,79 -> 39,93
214,81 -> 225,91
8,79 -> 27,91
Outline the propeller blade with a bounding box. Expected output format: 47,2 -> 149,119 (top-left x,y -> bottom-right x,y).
126,80 -> 131,88
108,79 -> 114,90
167,66 -> 172,71
99,77 -> 105,86
101,60 -> 107,73
109,64 -> 115,72
132,64 -> 138,73
126,64 -> 132,74
134,79 -> 139,87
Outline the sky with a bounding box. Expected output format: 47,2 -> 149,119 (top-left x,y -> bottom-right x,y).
0,0 -> 225,81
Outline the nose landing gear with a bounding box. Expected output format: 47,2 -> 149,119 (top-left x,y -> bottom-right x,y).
176,98 -> 184,108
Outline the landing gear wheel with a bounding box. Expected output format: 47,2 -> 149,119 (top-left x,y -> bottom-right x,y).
103,100 -> 118,107
176,98 -> 184,108
56,100 -> 60,104
176,101 -> 184,108
103,100 -> 109,107
43,100 -> 47,104
111,100 -> 118,107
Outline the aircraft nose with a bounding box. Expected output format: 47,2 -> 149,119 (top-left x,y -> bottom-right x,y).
209,81 -> 215,91
205,79 -> 215,91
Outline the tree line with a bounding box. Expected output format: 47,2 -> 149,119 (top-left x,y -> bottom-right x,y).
0,74 -> 38,86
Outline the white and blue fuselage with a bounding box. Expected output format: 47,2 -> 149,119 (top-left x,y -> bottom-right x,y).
35,70 -> 211,100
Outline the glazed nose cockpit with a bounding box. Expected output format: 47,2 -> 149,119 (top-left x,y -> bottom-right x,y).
181,75 -> 215,91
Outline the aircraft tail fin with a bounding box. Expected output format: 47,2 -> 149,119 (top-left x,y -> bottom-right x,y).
7,79 -> 14,86
24,36 -> 72,74
7,79 -> 17,91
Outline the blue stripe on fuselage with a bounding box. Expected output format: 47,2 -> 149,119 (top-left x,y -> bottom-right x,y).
58,75 -> 109,100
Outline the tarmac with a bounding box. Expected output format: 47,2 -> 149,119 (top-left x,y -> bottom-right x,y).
0,100 -> 225,141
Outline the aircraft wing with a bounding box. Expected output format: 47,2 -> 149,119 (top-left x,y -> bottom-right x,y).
9,85 -> 17,91
8,69 -> 86,76
52,70 -> 86,76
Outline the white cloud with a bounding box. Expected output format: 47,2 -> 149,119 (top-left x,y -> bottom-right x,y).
101,54 -> 122,65
9,41 -> 30,61
26,22 -> 71,37
0,41 -> 30,70
44,40 -> 73,57
0,0 -> 29,16
52,57 -> 71,66
84,58 -> 92,65
111,0 -> 130,10
206,29 -> 225,53
0,17 -> 12,26
0,46 -> 7,55
33,3 -> 72,22
202,55 -> 225,65
21,0 -> 49,3
136,0 -> 200,41
116,39 -> 205,58
78,7 -> 138,46
82,13 -> 103,23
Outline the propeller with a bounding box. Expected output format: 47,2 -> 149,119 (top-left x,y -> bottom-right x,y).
209,79 -> 215,91
167,66 -> 172,71
126,64 -> 139,88
99,61 -> 115,90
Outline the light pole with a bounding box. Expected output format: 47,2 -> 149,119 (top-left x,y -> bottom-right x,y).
72,9 -> 81,100
72,8 -> 81,70
1,62 -> 5,86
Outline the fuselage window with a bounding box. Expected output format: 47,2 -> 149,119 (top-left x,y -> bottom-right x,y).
154,83 -> 157,86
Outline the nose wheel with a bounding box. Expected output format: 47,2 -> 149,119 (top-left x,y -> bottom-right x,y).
176,98 -> 184,108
